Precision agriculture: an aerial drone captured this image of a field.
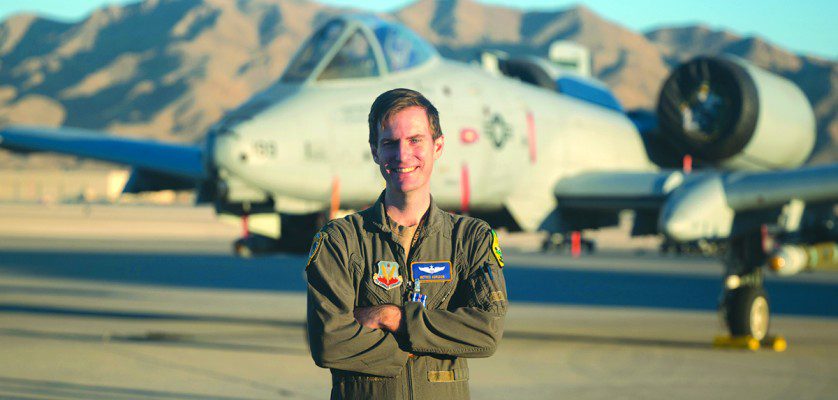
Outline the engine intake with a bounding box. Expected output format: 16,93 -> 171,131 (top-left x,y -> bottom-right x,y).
656,56 -> 815,170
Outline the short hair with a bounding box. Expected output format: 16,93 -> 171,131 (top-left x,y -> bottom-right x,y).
368,88 -> 442,149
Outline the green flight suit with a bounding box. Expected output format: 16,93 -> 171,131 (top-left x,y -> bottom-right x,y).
306,193 -> 508,400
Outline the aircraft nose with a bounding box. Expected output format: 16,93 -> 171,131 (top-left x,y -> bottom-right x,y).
213,133 -> 231,167
203,125 -> 225,172
212,130 -> 249,172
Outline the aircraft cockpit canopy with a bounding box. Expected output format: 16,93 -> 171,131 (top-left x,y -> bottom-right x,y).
280,16 -> 438,83
370,17 -> 437,73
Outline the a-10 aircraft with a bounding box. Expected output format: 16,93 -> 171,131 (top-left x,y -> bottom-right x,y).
1,14 -> 836,342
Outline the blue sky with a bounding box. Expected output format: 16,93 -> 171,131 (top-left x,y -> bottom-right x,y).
1,0 -> 835,59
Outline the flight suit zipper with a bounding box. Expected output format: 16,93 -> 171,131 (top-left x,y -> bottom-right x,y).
394,242 -> 416,400
404,231 -> 424,400
387,218 -> 425,400
407,356 -> 415,400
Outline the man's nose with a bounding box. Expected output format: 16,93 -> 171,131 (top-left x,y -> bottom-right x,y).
397,141 -> 411,161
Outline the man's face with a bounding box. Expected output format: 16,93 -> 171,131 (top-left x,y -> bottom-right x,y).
371,106 -> 444,195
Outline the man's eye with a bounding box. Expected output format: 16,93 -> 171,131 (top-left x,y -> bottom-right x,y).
410,138 -> 421,144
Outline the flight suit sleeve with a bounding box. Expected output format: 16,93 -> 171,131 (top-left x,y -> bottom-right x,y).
401,225 -> 508,358
306,230 -> 409,377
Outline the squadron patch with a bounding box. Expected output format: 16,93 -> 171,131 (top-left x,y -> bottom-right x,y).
305,231 -> 325,269
491,230 -> 505,268
373,261 -> 403,290
411,261 -> 453,282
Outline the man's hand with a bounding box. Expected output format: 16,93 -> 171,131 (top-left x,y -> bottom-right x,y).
354,304 -> 403,332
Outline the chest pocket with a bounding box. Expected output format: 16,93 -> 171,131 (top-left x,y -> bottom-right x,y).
421,251 -> 464,310
356,255 -> 403,307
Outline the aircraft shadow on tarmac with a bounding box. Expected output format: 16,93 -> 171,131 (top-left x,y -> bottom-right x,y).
0,376 -> 262,400
1,249 -> 836,317
0,302 -> 303,328
0,325 -> 306,356
0,302 -> 712,353
502,330 -> 710,350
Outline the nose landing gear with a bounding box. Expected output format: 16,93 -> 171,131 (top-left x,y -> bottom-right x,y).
231,211 -> 327,257
233,234 -> 280,258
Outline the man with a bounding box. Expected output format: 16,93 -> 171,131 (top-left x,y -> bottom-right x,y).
306,88 -> 507,399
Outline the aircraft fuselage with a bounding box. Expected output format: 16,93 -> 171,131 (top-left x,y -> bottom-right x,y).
213,57 -> 654,226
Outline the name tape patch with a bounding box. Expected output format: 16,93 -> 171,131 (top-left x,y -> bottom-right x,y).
411,261 -> 453,282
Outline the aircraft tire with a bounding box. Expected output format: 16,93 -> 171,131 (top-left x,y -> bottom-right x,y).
724,286 -> 770,341
233,238 -> 254,258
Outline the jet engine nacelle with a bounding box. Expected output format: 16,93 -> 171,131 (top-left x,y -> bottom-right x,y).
656,56 -> 816,170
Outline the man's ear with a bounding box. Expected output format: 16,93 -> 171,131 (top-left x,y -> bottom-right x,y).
433,134 -> 444,160
370,144 -> 380,164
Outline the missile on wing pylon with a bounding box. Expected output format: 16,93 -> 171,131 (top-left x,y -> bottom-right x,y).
768,242 -> 838,276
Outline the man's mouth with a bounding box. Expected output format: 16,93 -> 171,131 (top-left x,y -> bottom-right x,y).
388,166 -> 418,174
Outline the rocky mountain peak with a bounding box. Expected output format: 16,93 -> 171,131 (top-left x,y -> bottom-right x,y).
0,0 -> 834,165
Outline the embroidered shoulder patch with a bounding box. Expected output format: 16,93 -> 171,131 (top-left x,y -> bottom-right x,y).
305,231 -> 325,269
491,229 -> 504,268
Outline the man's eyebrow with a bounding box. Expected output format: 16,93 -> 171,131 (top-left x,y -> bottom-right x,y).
379,134 -> 423,144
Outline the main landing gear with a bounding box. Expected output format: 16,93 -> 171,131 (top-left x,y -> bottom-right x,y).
541,232 -> 596,254
716,231 -> 785,351
722,276 -> 769,340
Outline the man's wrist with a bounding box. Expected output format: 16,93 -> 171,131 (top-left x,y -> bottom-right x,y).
383,305 -> 404,333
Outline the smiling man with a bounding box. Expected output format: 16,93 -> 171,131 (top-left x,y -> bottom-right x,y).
305,88 -> 508,399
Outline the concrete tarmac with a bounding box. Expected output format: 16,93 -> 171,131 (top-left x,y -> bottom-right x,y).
1,204 -> 837,399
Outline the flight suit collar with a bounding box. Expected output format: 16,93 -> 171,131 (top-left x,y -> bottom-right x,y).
368,191 -> 451,238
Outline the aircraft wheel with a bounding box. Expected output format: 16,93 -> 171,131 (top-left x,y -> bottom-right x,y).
233,238 -> 254,258
723,286 -> 769,341
540,240 -> 551,253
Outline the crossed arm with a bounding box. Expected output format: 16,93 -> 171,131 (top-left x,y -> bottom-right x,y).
354,304 -> 404,332
307,228 -> 507,376
306,237 -> 408,377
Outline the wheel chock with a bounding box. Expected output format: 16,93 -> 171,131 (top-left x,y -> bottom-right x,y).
713,335 -> 760,351
712,335 -> 787,352
761,335 -> 787,352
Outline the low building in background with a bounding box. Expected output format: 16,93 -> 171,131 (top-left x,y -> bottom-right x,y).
0,169 -> 193,204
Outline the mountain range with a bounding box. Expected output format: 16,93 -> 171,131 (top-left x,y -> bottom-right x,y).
0,0 -> 835,168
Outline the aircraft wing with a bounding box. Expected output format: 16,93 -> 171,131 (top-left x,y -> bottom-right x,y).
657,164 -> 838,241
554,171 -> 684,211
0,125 -> 208,192
552,165 -> 838,241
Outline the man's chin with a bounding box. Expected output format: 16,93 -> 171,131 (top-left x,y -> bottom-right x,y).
386,180 -> 424,195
